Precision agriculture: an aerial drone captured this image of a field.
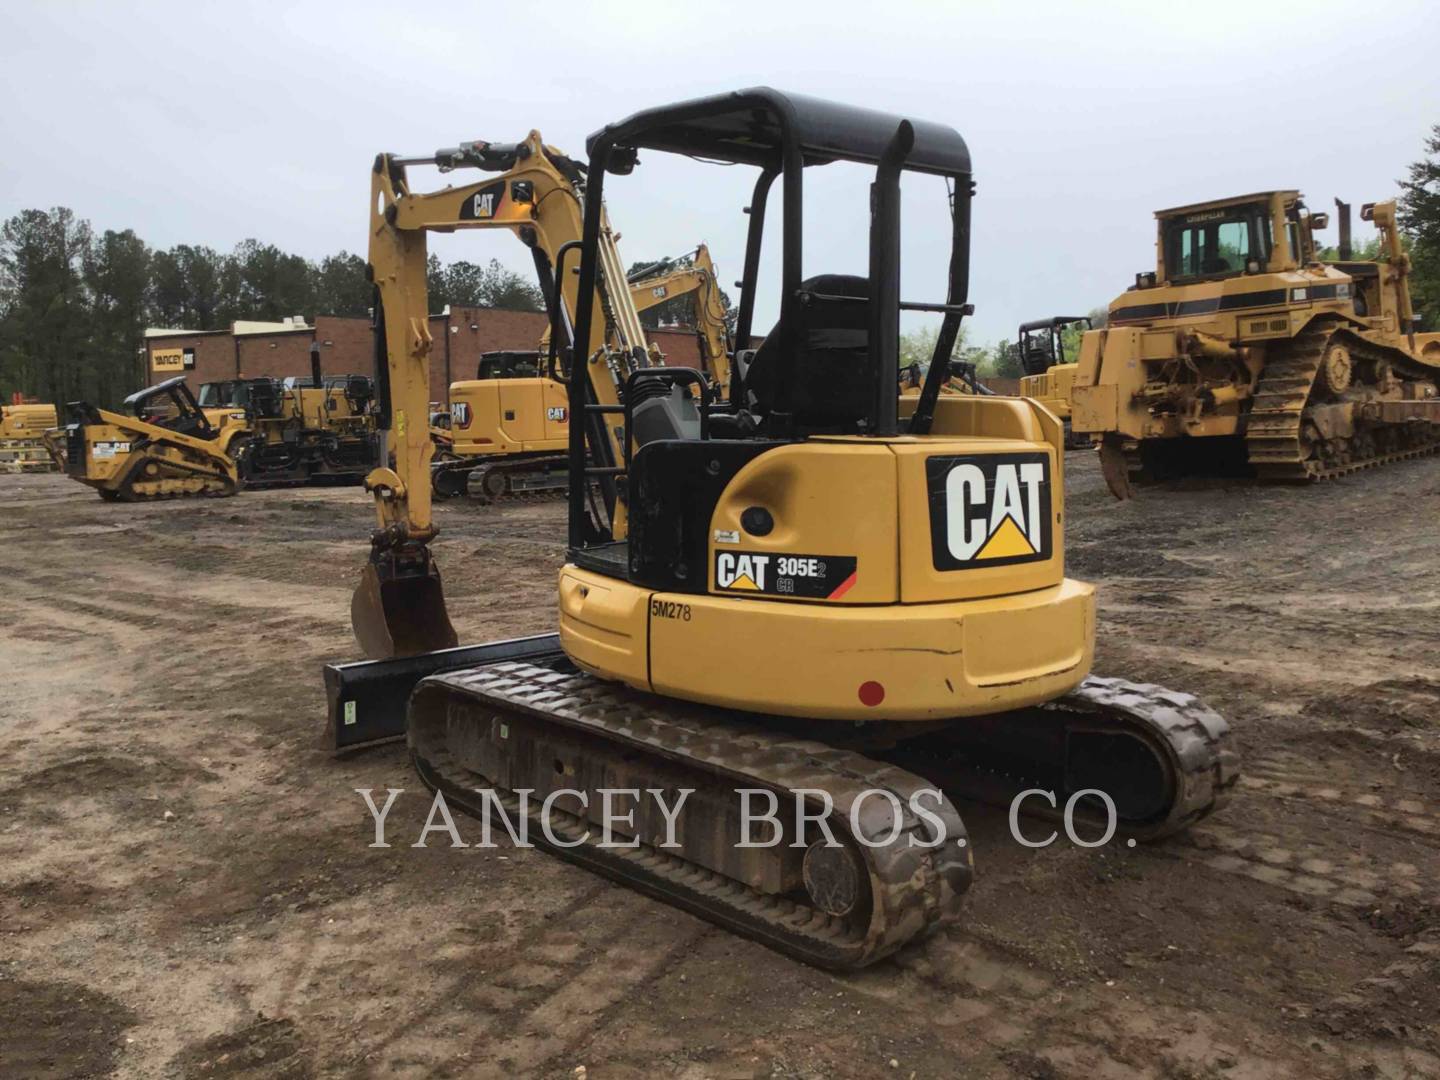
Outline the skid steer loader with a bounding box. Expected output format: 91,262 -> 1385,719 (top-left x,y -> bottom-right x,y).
325,89 -> 1238,969
62,377 -> 243,500
1070,192 -> 1440,496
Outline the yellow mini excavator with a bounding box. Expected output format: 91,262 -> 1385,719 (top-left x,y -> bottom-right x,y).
1070,192 -> 1440,496
326,90 -> 1238,969
62,377 -> 245,500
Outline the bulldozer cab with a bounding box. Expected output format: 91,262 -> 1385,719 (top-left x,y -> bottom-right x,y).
122,377 -> 215,439
1154,191 -> 1312,285
567,87 -> 974,574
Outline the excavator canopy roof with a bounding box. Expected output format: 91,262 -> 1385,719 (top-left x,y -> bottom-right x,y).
588,87 -> 972,178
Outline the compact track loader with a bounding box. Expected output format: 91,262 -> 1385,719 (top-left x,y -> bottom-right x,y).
1070,193 -> 1440,496
326,89 -> 1238,969
63,377 -> 244,500
1017,315 -> 1091,448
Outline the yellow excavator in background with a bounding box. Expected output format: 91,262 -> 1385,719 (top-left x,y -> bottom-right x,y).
327,90 -> 1237,970
629,243 -> 733,389
1016,315 -> 1092,449
434,236 -> 729,500
1071,192 -> 1440,496
1,395 -> 60,473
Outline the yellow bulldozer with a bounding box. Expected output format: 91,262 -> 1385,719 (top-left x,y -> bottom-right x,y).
325,89 -> 1238,970
1070,192 -> 1440,496
1,395 -> 60,473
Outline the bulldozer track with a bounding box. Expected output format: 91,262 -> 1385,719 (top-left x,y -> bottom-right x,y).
409,659 -> 973,971
1245,318 -> 1440,482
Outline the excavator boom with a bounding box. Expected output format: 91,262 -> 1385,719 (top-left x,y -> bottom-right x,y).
352,132 -> 651,658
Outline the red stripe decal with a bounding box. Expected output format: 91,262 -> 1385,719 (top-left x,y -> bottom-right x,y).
827,571 -> 858,600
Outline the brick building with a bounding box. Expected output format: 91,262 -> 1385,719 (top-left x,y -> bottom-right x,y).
145,309 -> 702,405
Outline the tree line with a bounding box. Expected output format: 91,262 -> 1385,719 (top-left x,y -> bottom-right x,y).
0,208 -> 544,408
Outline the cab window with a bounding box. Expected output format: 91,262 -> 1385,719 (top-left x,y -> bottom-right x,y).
1164,204 -> 1266,281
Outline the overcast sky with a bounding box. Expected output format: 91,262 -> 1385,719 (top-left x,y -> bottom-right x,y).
3,0 -> 1437,346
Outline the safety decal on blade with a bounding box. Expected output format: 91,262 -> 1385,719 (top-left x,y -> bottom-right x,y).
927,452 -> 1052,570
714,551 -> 858,599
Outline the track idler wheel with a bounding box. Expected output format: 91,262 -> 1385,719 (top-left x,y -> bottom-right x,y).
1319,342 -> 1353,397
351,544 -> 459,660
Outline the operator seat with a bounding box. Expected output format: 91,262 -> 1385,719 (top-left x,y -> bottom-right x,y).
745,273 -> 872,434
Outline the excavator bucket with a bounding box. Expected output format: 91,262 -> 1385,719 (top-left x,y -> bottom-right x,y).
351,555 -> 459,660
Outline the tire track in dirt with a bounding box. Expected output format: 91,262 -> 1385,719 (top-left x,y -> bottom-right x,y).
358,883 -> 707,1076
1159,819 -> 1430,908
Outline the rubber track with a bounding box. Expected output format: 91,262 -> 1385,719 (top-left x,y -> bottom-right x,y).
409,660 -> 974,970
114,445 -> 236,501
1246,318 -> 1440,481
1043,675 -> 1239,840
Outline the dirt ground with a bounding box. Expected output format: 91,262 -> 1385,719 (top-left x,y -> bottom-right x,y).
2,452 -> 1438,1080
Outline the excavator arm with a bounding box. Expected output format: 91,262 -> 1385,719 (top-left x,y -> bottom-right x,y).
353,132 -> 649,659
627,244 -> 732,388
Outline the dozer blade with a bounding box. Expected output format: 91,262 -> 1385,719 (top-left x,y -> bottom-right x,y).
1098,433 -> 1134,501
352,557 -> 459,660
